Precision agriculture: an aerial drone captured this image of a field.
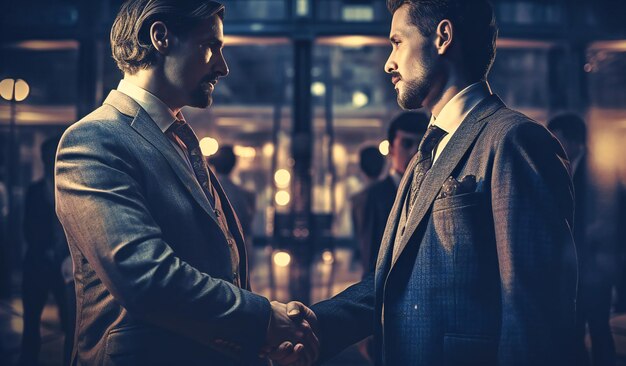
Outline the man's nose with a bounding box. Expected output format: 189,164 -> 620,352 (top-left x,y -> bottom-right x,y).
384,53 -> 396,74
215,53 -> 229,77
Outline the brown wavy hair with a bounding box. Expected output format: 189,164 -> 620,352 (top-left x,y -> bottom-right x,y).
110,0 -> 224,75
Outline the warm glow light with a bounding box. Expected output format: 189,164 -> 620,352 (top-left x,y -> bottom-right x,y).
273,251 -> 291,267
275,191 -> 290,206
14,79 -> 30,102
8,40 -> 79,51
262,143 -> 274,157
311,82 -> 326,96
322,250 -> 334,264
379,140 -> 390,156
234,145 -> 256,159
0,79 -> 15,101
352,91 -> 368,108
274,169 -> 291,188
332,144 -> 347,163
316,35 -> 389,48
199,137 -> 219,156
223,36 -> 289,46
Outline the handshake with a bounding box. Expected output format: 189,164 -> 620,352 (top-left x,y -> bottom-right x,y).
262,301 -> 320,366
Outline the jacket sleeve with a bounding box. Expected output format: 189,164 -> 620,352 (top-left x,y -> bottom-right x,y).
491,120 -> 577,365
310,272 -> 375,362
55,120 -> 271,359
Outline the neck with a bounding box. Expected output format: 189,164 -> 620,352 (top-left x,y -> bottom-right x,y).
424,68 -> 475,118
124,70 -> 182,114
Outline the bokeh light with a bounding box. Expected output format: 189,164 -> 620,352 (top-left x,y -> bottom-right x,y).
273,251 -> 291,267
199,137 -> 219,156
275,190 -> 290,206
274,169 -> 291,188
379,140 -> 389,156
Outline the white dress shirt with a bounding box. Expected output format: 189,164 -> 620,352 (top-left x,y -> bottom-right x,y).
116,80 -> 194,172
430,81 -> 493,164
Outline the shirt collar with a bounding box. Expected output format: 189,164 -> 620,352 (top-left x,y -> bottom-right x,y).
429,80 -> 492,134
117,79 -> 184,133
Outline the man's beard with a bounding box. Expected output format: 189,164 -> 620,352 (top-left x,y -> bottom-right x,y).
397,77 -> 431,110
189,79 -> 215,108
396,55 -> 437,110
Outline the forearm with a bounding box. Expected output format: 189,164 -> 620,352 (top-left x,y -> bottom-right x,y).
311,273 -> 375,361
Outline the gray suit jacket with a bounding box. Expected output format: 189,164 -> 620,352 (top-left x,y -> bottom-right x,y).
312,95 -> 577,366
55,90 -> 271,366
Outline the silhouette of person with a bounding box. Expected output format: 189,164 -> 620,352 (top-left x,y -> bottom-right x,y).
549,114 -> 616,366
351,146 -> 386,269
209,145 -> 257,267
19,135 -> 72,366
352,112 -> 429,274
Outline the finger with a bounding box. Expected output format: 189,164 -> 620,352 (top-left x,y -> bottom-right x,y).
276,342 -> 305,365
286,301 -> 305,321
302,326 -> 320,364
268,341 -> 293,361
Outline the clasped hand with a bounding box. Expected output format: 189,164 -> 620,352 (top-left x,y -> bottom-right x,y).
263,301 -> 319,366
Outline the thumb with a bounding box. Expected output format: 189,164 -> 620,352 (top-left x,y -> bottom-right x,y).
286,301 -> 305,321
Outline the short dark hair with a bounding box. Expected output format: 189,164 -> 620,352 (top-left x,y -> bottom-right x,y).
359,146 -> 386,179
111,0 -> 224,75
547,113 -> 587,144
387,0 -> 498,81
209,145 -> 237,175
387,111 -> 430,143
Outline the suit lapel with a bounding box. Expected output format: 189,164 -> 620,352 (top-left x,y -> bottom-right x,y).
389,95 -> 505,268
103,90 -> 218,223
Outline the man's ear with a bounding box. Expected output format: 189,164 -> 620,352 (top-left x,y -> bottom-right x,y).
434,19 -> 454,55
150,21 -> 170,54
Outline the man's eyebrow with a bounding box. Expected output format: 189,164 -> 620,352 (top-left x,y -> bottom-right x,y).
203,38 -> 224,46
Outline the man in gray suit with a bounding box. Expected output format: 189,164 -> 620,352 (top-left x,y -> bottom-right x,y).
55,1 -> 316,365
283,1 -> 577,365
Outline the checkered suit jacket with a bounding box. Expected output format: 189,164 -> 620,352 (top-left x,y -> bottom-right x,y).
312,95 -> 577,366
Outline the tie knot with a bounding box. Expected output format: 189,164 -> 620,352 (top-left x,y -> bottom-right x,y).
169,119 -> 199,150
418,125 -> 447,153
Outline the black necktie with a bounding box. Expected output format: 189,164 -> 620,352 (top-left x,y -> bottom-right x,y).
408,125 -> 448,207
168,120 -> 215,205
